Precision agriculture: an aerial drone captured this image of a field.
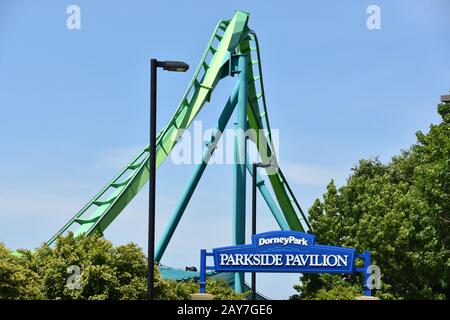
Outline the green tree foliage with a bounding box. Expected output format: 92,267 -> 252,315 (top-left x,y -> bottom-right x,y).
0,243 -> 43,299
0,233 -> 245,300
24,233 -> 149,299
163,278 -> 248,300
292,103 -> 450,300
204,279 -> 248,300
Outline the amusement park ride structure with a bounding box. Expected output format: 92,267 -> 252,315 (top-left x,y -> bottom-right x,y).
47,11 -> 311,293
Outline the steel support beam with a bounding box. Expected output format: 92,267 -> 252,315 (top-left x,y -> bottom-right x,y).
233,54 -> 248,293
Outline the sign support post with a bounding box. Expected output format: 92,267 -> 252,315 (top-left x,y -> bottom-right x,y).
357,250 -> 371,296
199,249 -> 207,294
364,250 -> 371,296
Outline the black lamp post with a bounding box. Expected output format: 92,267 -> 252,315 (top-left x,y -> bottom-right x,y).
148,59 -> 189,300
251,161 -> 274,300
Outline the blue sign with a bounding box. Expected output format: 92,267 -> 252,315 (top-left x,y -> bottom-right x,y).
199,231 -> 372,296
212,231 -> 355,273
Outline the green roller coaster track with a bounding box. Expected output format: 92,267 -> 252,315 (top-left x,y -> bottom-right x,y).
47,11 -> 311,292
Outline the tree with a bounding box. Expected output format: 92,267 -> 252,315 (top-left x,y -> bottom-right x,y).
0,243 -> 43,299
1,233 -> 245,300
20,233 -> 149,299
164,278 -> 248,300
292,103 -> 450,300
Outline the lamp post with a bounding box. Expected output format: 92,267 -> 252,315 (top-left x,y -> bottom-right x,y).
251,161 -> 274,300
148,59 -> 189,300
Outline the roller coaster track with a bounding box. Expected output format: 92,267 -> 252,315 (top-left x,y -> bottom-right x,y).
48,11 -> 311,248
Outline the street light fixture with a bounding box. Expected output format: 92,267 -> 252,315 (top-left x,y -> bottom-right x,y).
148,59 -> 189,300
160,60 -> 190,72
441,95 -> 450,104
251,161 -> 276,300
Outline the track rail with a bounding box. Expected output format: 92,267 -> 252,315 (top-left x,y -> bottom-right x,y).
48,11 -> 310,246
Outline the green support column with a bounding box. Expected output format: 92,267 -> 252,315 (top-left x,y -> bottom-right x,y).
233,54 -> 248,293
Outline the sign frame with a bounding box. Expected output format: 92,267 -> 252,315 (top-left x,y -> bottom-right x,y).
199,231 -> 372,297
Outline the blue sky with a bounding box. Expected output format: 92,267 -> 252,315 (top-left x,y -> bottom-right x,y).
0,0 -> 449,299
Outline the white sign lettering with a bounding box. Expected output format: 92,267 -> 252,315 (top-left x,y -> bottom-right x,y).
258,236 -> 308,246
219,253 -> 349,267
